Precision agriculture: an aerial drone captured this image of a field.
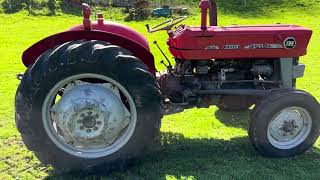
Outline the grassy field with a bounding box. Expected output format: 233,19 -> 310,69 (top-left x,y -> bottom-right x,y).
1,1 -> 320,179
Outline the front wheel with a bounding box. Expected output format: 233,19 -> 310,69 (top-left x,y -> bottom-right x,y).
249,90 -> 320,157
15,40 -> 163,172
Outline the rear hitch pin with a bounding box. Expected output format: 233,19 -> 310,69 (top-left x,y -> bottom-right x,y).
16,73 -> 24,80
160,60 -> 170,69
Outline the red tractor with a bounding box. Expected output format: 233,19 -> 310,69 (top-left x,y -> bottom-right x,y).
15,1 -> 320,172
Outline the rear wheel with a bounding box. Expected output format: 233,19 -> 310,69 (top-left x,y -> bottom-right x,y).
15,40 -> 163,172
248,90 -> 320,157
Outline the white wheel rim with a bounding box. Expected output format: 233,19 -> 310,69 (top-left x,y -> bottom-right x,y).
267,106 -> 312,150
42,73 -> 137,158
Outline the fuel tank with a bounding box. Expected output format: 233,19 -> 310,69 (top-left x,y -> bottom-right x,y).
167,24 -> 312,60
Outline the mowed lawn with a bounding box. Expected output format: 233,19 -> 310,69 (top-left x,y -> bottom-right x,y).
0,5 -> 320,180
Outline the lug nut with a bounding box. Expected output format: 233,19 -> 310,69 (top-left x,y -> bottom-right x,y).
94,114 -> 99,119
80,126 -> 84,130
87,129 -> 91,133
97,121 -> 102,125
80,113 -> 85,118
94,127 -> 98,131
88,111 -> 92,116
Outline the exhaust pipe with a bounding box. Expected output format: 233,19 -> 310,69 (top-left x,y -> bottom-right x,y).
199,0 -> 218,29
209,0 -> 217,26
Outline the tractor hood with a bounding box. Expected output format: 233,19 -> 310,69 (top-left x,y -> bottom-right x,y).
168,24 -> 312,59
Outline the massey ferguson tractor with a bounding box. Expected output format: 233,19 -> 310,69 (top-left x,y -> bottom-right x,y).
15,0 -> 320,172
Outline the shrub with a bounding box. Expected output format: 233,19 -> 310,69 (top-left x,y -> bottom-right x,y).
58,0 -> 82,15
1,0 -> 49,13
2,0 -> 25,13
47,0 -> 55,14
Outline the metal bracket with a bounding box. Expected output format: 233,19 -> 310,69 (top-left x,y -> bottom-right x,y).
293,64 -> 305,79
279,58 -> 306,88
280,58 -> 293,88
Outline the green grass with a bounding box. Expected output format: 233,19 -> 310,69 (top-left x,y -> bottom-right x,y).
1,2 -> 320,179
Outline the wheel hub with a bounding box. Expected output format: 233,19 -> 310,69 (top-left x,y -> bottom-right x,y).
79,110 -> 100,128
267,106 -> 312,149
280,120 -> 298,134
82,115 -> 96,128
51,84 -> 131,148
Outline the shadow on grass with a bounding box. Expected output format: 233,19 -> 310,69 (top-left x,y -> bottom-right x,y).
45,131 -> 320,180
214,109 -> 251,130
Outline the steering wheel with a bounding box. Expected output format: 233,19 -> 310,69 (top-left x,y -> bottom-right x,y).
146,16 -> 188,33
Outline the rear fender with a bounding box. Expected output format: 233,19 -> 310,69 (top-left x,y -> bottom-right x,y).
22,30 -> 156,75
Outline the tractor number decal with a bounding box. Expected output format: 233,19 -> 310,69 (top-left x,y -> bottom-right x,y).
244,44 -> 283,49
284,37 -> 296,49
206,45 -> 220,50
224,45 -> 240,49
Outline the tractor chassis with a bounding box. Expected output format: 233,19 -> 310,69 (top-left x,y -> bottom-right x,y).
160,57 -> 306,114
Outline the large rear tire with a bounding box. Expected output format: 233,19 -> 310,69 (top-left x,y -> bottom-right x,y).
15,40 -> 163,173
249,90 -> 320,157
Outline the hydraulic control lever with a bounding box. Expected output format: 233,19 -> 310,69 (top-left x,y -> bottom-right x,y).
153,41 -> 172,69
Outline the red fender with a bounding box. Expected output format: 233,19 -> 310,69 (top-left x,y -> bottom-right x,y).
22,30 -> 156,75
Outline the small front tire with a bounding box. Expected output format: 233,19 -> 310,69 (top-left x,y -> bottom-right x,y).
249,90 -> 320,157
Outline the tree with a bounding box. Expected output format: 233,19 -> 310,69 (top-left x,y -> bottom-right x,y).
48,0 -> 56,15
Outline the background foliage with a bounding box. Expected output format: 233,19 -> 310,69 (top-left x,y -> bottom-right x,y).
1,0 -> 319,15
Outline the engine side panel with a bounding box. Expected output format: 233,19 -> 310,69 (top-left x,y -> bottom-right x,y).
168,25 -> 312,59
